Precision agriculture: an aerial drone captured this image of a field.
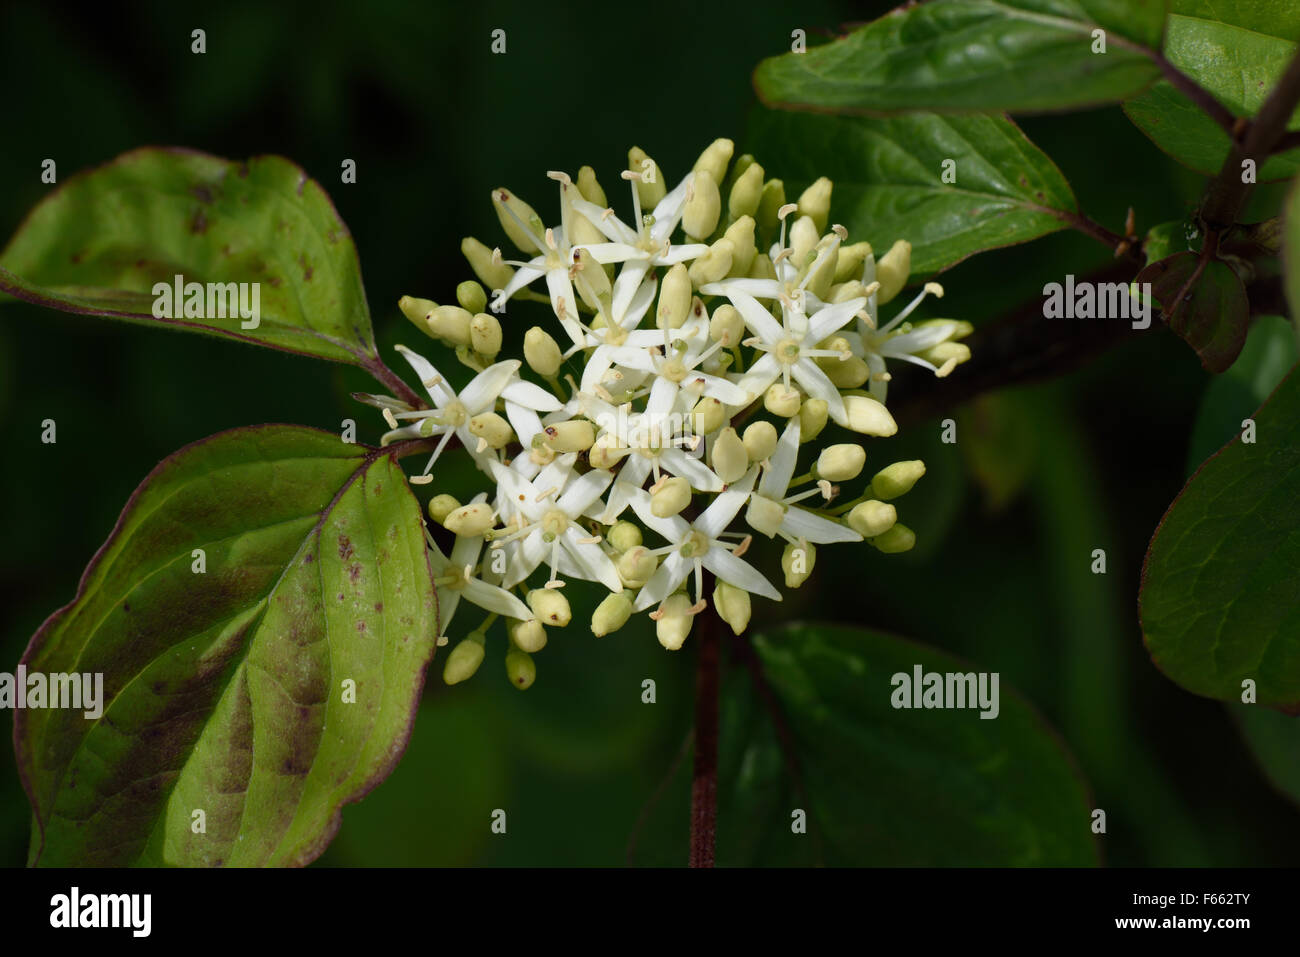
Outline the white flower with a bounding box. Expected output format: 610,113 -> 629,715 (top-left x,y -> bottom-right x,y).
629,468 -> 780,612
843,282 -> 952,402
426,503 -> 534,630
487,457 -> 622,591
601,311 -> 751,407
699,207 -> 839,312
744,419 -> 862,544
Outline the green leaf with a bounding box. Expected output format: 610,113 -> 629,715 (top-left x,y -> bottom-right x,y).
746,108 -> 1078,275
1286,176 -> 1300,317
1143,218 -> 1198,265
15,425 -> 438,866
0,148 -> 380,367
1232,704 -> 1300,807
744,623 -> 1097,865
1137,252 -> 1249,371
1141,367 -> 1300,711
1123,12 -> 1300,179
753,1 -> 1165,116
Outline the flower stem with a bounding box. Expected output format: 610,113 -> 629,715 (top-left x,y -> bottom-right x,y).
689,598 -> 720,868
360,354 -> 426,409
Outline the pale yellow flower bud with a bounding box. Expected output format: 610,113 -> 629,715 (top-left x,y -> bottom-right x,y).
728,162 -> 765,220
399,296 -> 437,331
462,236 -> 514,291
617,546 -> 659,588
542,419 -> 596,453
714,580 -> 752,635
607,520 -> 642,553
688,238 -> 734,286
749,252 -> 778,281
848,500 -> 897,538
656,592 -> 695,650
505,649 -> 536,690
782,540 -> 817,588
629,147 -> 667,208
724,216 -> 757,277
693,138 -> 734,186
470,312 -> 503,357
428,305 -> 473,346
844,394 -> 898,436
591,590 -> 635,637
816,444 -> 866,482
527,587 -> 572,627
469,411 -> 514,449
711,427 -> 748,483
588,431 -> 628,470
427,494 -> 460,524
790,216 -> 819,270
443,636 -> 485,685
799,398 -> 829,442
709,304 -> 744,347
572,247 -> 611,305
691,396 -> 727,434
834,241 -> 872,284
457,280 -> 488,314
492,187 -> 545,253
523,326 -> 562,377
651,476 -> 692,517
577,165 -> 607,205
876,239 -> 912,305
871,461 -> 925,500
797,177 -> 833,233
872,523 -> 916,554
817,337 -> 869,389
657,263 -> 693,329
444,502 -> 495,537
508,617 -> 548,653
764,383 -> 802,418
683,169 -> 721,241
829,280 -> 868,304
756,179 -> 786,237
743,421 -> 779,462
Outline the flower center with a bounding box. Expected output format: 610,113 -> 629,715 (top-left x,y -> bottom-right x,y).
442,400 -> 468,428
775,338 -> 801,365
679,530 -> 710,558
540,508 -> 569,541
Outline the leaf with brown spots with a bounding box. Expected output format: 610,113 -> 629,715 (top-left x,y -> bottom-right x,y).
15,425 -> 438,866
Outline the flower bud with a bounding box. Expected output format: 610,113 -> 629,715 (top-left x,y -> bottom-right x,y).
588,431 -> 628,469
713,580 -> 752,635
683,169 -> 721,241
577,165 -> 608,205
803,238 -> 839,301
749,252 -> 777,281
428,494 -> 460,524
918,340 -> 971,374
607,520 -> 642,553
829,280 -> 868,304
848,500 -> 897,538
756,178 -> 786,238
443,636 -> 485,685
764,383 -> 802,418
629,147 -> 666,208
693,138 -> 734,188
572,247 -> 611,303
746,494 -> 787,537
505,649 -> 536,690
655,593 -> 695,650
790,216 -> 819,271
651,476 -> 692,517
728,162 -> 765,220
798,399 -> 829,442
742,421 -> 778,462
524,326 -> 562,376
508,617 -> 548,653
527,587 -> 572,626
617,546 -> 658,588
462,236 -> 514,292
688,238 -> 734,286
843,394 -> 898,436
457,280 -> 488,314
872,523 -> 916,554
873,460 -> 926,500
428,305 -> 473,346
876,239 -> 912,305
568,203 -> 606,246
691,396 -> 727,434
782,540 -> 817,588
835,242 -> 872,284
797,177 -> 833,233
706,306 -> 741,349
657,263 -> 693,329
470,312 -> 503,356
591,590 -> 635,637
711,427 -> 748,484
469,411 -> 514,449
817,337 -> 869,389
723,216 -> 757,277
543,419 -> 595,453
492,187 -> 545,253
444,502 -> 495,537
399,296 -> 437,331
816,444 -> 866,482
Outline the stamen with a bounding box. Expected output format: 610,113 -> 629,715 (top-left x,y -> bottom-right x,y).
409,474 -> 433,485
382,408 -> 399,430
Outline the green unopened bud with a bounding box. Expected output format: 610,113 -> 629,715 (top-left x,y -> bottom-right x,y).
428,494 -> 460,524
917,340 -> 971,374
798,398 -> 829,442
804,237 -> 839,300
876,239 -> 912,304
470,312 -> 502,357
607,520 -> 642,553
835,241 -> 872,284
692,396 -> 726,434
830,280 -> 869,304
816,444 -> 866,482
457,280 -> 487,314
683,170 -> 721,241
743,421 -> 779,462
657,263 -> 693,329
505,648 -> 536,690
524,326 -> 562,377
508,617 -> 548,653
469,412 -> 514,449
749,252 -> 777,281
712,427 -> 748,483
591,590 -> 635,637
818,347 -> 870,389
617,546 -> 658,588
462,236 -> 514,291
628,147 -> 666,208
443,635 -> 485,685
572,247 -> 611,306
782,541 -> 817,588
577,165 -> 608,205
872,460 -> 926,500
797,177 -> 833,233
688,238 -> 734,286
872,523 -> 915,554
543,419 -> 596,453
728,162 -> 765,219
655,592 -> 695,650
790,216 -> 819,270
528,587 -> 572,627
723,215 -> 757,277
756,178 -> 786,237
848,500 -> 897,538
651,476 -> 692,517
693,137 -> 734,188
765,383 -> 802,418
399,296 -> 437,331
714,580 -> 752,635
444,502 -> 495,537
709,304 -> 744,346
428,305 -> 473,346
844,394 -> 898,436
492,187 -> 545,253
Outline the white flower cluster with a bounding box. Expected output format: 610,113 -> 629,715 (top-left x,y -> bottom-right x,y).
365,139 -> 972,689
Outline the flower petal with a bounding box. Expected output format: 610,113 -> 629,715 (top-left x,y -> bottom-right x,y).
461,360 -> 522,413
760,418 -> 801,498
634,551 -> 691,611
463,577 -> 533,619
562,528 -> 623,592
701,547 -> 781,601
780,506 -> 861,543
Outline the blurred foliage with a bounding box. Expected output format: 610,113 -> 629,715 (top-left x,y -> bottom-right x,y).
2,0 -> 1298,866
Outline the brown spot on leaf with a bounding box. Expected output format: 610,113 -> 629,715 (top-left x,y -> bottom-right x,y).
356,621 -> 367,632
374,602 -> 384,612
192,185 -> 214,204
269,277 -> 282,288
349,563 -> 362,581
338,535 -> 354,560
192,209 -> 208,234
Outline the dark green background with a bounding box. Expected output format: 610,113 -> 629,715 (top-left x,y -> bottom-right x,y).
1,0 -> 1296,866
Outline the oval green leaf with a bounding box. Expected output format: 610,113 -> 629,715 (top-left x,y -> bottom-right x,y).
1137,251 -> 1249,372
754,1 -> 1165,116
742,623 -> 1097,865
14,425 -> 438,866
1141,367 -> 1300,711
746,108 -> 1078,275
0,148 -> 379,366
